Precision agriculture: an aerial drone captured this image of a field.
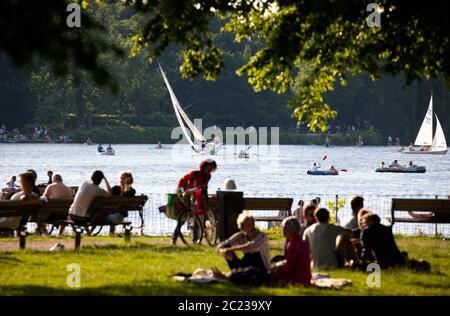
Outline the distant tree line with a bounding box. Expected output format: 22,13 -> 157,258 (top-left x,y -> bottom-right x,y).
0,2 -> 449,145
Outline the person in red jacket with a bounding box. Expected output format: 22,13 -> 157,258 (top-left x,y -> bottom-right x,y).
273,216 -> 312,286
177,159 -> 217,215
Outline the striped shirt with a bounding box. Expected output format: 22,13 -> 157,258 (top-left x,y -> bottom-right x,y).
218,229 -> 271,270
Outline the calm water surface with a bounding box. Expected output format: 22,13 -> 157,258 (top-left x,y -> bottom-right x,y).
0,144 -> 448,196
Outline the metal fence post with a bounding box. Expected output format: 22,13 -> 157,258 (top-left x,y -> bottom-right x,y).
335,194 -> 339,224
435,195 -> 438,237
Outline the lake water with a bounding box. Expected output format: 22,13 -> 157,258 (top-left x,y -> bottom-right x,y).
1,144 -> 449,235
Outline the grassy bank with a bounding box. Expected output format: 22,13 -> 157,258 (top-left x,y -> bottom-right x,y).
63,126 -> 383,145
0,235 -> 448,296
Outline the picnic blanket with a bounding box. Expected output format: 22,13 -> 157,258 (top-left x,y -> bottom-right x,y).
311,273 -> 352,289
172,269 -> 227,283
172,269 -> 352,289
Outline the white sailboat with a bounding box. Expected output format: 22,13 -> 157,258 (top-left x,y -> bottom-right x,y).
158,63 -> 221,155
403,94 -> 448,155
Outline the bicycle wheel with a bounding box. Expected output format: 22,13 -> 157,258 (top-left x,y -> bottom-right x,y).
176,209 -> 203,245
203,209 -> 217,246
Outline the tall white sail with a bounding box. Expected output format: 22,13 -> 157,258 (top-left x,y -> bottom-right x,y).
432,114 -> 447,150
158,63 -> 196,148
414,95 -> 433,146
176,103 -> 206,143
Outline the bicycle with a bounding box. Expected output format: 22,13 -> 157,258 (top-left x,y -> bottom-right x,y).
171,188 -> 217,246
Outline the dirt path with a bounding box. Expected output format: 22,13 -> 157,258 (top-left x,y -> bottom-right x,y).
0,237 -> 171,251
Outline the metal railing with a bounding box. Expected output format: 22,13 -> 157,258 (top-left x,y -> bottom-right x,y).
123,192 -> 450,237
25,193 -> 449,237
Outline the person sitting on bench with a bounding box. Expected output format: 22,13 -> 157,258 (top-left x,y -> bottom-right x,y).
42,174 -> 75,236
109,172 -> 136,235
43,174 -> 74,199
68,170 -> 111,224
0,172 -> 39,231
216,212 -> 270,272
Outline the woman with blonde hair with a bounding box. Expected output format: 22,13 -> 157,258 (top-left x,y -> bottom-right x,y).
222,178 -> 237,190
109,172 -> 136,235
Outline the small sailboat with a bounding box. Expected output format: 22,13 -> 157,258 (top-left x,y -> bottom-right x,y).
403,94 -> 447,155
158,63 -> 221,155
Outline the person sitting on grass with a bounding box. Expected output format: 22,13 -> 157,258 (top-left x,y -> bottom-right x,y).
303,208 -> 360,269
342,196 -> 364,230
360,213 -> 405,269
68,170 -> 111,225
351,208 -> 372,258
109,172 -> 136,235
272,216 -> 312,286
0,172 -> 40,231
217,212 -> 270,272
292,199 -> 304,223
299,203 -> 317,235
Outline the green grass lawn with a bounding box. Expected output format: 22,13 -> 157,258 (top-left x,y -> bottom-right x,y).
0,235 -> 448,295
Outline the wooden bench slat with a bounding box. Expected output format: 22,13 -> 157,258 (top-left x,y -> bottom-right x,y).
391,198 -> 450,225
253,216 -> 285,222
392,199 -> 450,211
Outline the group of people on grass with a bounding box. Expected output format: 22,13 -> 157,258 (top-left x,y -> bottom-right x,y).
213,195 -> 413,287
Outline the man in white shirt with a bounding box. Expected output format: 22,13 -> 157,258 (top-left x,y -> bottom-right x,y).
310,162 -> 320,172
341,196 -> 364,230
303,208 -> 356,269
69,170 -> 111,222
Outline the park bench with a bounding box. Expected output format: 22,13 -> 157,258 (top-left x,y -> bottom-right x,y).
391,198 -> 450,226
62,195 -> 148,249
0,199 -> 44,248
207,195 -> 293,222
0,195 -> 148,249
243,197 -> 293,222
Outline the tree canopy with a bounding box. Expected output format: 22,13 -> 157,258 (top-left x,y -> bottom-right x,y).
1,0 -> 450,132
127,0 -> 450,131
